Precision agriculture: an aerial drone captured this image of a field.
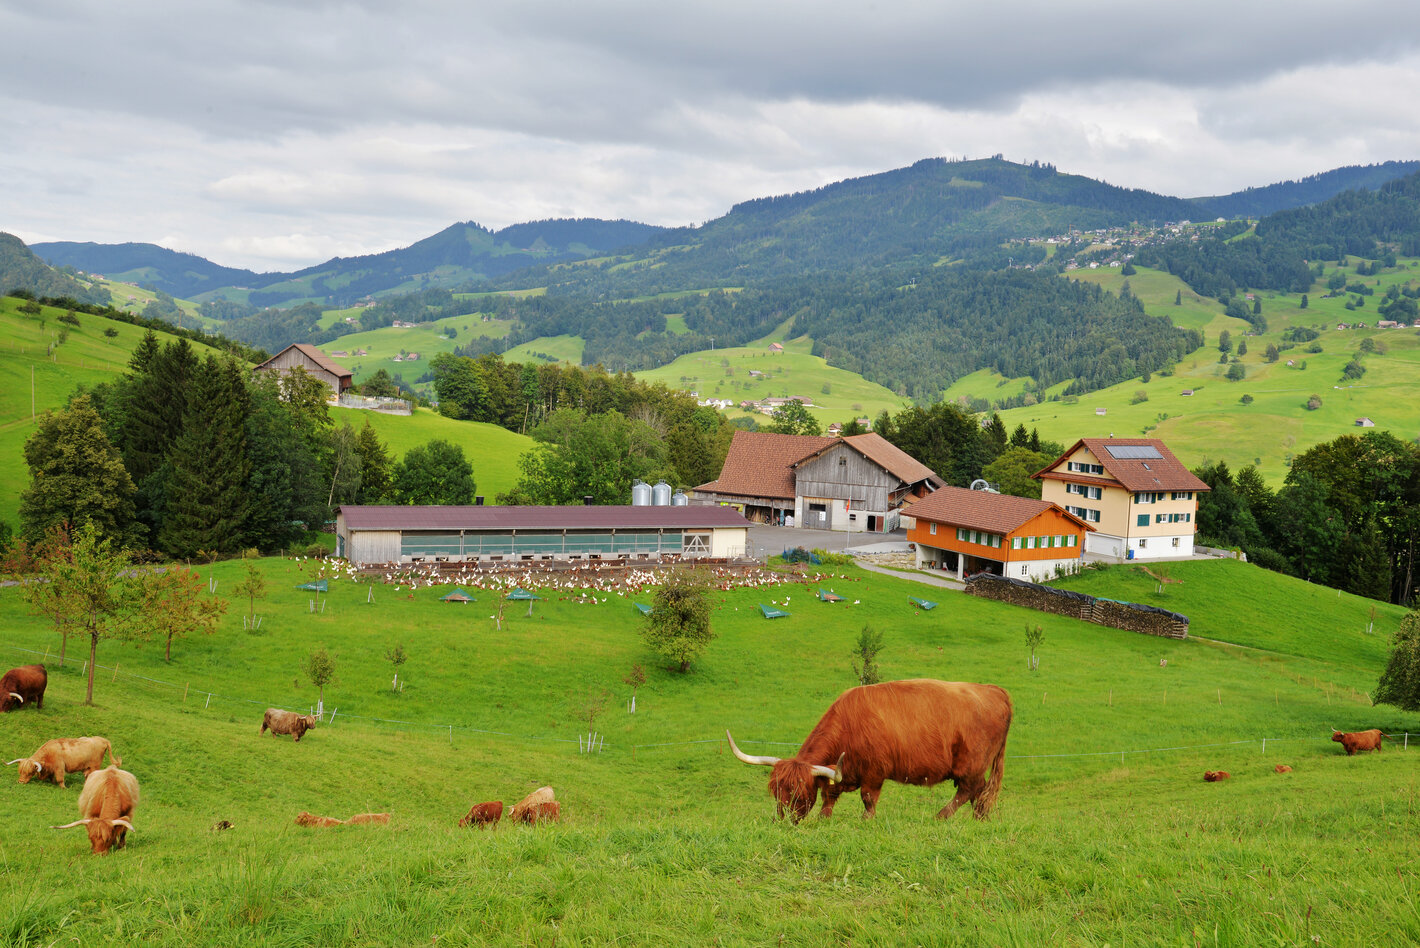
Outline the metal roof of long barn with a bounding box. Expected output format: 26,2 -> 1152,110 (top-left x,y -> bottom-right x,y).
339,505 -> 753,531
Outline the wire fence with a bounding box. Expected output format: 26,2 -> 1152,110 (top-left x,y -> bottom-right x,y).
6,643 -> 1413,760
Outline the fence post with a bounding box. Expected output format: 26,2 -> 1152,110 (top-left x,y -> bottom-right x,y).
1262,738 -> 1266,755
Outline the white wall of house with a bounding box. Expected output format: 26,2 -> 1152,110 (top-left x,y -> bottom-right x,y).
1086,531 -> 1195,560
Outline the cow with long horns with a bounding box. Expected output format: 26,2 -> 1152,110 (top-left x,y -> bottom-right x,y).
8,736 -> 118,786
1,664 -> 47,712
728,679 -> 1012,822
52,764 -> 139,854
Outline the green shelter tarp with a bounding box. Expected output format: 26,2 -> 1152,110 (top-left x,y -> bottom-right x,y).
441,588 -> 476,602
760,603 -> 790,619
295,580 -> 328,592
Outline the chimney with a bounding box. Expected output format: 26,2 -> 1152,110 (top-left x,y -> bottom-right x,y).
475,495 -> 484,506
583,495 -> 594,506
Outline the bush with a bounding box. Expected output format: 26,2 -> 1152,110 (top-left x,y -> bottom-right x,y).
1305,394 -> 1323,411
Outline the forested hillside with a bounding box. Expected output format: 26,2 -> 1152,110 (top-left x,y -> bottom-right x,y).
1134,171 -> 1420,297
0,233 -> 111,306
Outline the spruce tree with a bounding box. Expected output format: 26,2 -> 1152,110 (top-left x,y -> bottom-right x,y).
160,355 -> 251,557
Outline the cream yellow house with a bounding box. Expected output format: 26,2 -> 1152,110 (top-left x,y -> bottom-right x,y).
1033,438 -> 1210,561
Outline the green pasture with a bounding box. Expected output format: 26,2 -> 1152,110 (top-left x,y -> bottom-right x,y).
0,301 -> 227,527
994,262 -> 1420,484
635,334 -> 911,427
329,408 -> 533,501
1,556 -> 1417,945
93,278 -> 215,331
500,334 -> 586,366
322,314 -> 516,387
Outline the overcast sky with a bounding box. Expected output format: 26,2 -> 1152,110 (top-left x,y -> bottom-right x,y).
4,1 -> 1419,273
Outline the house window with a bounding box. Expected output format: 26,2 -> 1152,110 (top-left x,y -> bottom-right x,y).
1067,535 -> 1077,547
1025,536 -> 1036,549
1172,537 -> 1180,548
1020,564 -> 1029,576
1135,492 -> 1159,504
1138,539 -> 1148,549
1156,514 -> 1167,524
929,523 -> 937,535
957,528 -> 968,542
989,535 -> 1001,549
1011,537 -> 1022,550
1172,491 -> 1193,501
1137,514 -> 1149,527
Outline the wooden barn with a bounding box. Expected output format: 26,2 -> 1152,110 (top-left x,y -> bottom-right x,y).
692,430 -> 942,532
253,344 -> 353,400
336,504 -> 754,566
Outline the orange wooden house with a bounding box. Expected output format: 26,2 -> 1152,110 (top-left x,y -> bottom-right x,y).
904,486 -> 1093,582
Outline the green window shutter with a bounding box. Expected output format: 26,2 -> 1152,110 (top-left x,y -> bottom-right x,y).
1137,514 -> 1149,527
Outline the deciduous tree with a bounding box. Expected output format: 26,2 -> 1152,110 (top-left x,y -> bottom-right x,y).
643,572 -> 714,673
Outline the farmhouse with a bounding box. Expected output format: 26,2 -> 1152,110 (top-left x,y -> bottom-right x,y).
693,430 -> 943,532
336,504 -> 753,566
1033,438 -> 1209,560
904,486 -> 1091,582
252,344 -> 353,400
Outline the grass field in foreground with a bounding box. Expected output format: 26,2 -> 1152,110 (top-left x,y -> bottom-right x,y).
1,556 -> 1416,945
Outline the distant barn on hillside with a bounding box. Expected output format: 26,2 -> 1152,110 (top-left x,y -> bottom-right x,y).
253,344 -> 353,400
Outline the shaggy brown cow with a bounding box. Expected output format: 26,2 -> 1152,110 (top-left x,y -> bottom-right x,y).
459,801 -> 504,828
508,786 -> 555,822
515,801 -> 561,825
1332,729 -> 1383,755
1203,771 -> 1231,782
345,812 -> 390,825
1,664 -> 47,712
1274,764 -> 1293,774
728,678 -> 1013,822
52,765 -> 139,854
8,736 -> 118,786
261,708 -> 317,741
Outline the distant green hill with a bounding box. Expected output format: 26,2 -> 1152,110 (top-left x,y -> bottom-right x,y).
0,233 -> 111,306
34,218 -> 666,305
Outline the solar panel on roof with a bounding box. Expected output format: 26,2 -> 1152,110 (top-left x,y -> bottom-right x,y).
1104,445 -> 1163,460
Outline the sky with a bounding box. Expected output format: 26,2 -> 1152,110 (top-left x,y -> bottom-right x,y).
4,1 -> 1420,273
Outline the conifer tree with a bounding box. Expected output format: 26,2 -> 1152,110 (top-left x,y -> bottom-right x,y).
160,355 -> 251,556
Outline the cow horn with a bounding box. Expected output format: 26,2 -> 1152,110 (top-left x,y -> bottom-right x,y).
31,761 -> 42,774
111,819 -> 135,831
830,752 -> 847,783
8,693 -> 21,703
725,730 -> 779,766
51,819 -> 93,829
4,759 -> 22,766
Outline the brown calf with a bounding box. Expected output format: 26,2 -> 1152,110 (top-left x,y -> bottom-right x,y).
1203,771 -> 1230,782
459,801 -> 504,828
515,801 -> 561,825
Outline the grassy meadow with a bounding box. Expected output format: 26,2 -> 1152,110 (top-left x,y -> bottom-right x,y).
636,332 -> 912,428
983,261 -> 1420,484
2,555 -> 1417,946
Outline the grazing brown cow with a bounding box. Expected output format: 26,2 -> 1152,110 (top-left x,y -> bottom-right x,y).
728,678 -> 1013,822
345,812 -> 390,825
1,664 -> 47,712
52,765 -> 139,854
459,801 -> 504,828
1203,771 -> 1230,782
295,811 -> 345,827
515,801 -> 561,825
8,736 -> 118,786
261,708 -> 317,741
509,786 -> 555,822
1332,729 -> 1383,755
1274,764 -> 1293,774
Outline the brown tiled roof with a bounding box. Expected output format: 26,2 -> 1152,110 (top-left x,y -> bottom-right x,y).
340,505 -> 752,531
793,433 -> 943,488
903,486 -> 1091,534
695,430 -> 834,500
1033,438 -> 1211,493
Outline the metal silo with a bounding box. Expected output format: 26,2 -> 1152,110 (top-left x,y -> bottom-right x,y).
652,480 -> 672,506
631,480 -> 652,506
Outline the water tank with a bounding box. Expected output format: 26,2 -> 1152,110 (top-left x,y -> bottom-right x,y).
631,480 -> 652,506
671,490 -> 689,507
652,481 -> 672,506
